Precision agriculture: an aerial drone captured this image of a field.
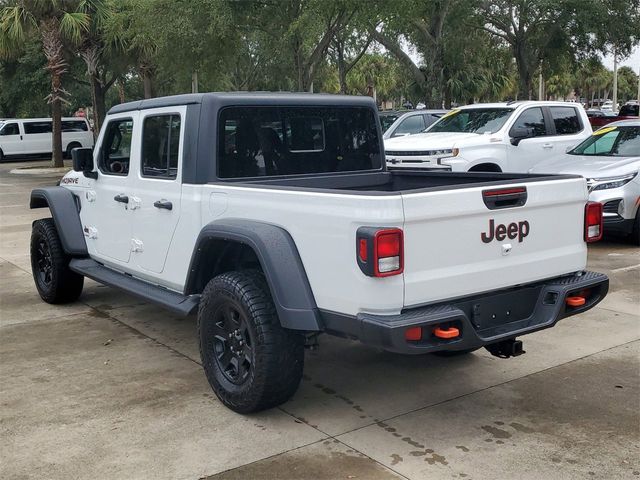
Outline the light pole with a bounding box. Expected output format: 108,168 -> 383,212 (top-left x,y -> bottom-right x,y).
612,50 -> 618,111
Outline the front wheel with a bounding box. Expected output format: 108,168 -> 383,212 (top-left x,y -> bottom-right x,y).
198,270 -> 304,413
30,218 -> 84,303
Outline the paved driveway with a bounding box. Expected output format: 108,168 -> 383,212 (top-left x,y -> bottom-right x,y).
1,161 -> 638,479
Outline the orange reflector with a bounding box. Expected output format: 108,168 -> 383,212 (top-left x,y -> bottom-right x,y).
434,326 -> 460,339
405,327 -> 422,341
566,296 -> 586,307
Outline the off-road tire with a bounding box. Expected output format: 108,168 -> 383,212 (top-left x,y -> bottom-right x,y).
432,347 -> 481,357
30,218 -> 84,303
198,270 -> 304,413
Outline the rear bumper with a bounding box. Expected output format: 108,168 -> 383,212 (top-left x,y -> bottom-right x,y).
603,216 -> 635,236
321,271 -> 608,354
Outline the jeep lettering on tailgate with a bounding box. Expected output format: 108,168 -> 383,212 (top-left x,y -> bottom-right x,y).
481,219 -> 530,243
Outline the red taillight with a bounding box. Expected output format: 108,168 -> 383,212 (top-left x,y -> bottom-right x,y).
374,229 -> 403,277
584,202 -> 603,243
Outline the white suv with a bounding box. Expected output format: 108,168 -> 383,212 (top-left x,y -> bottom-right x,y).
384,101 -> 592,173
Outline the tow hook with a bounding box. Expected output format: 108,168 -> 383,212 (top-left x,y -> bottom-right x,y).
486,339 -> 525,359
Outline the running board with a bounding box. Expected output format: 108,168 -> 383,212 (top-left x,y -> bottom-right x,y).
69,258 -> 200,316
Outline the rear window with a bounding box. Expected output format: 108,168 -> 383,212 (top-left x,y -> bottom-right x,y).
393,115 -> 426,136
218,106 -> 382,178
619,104 -> 639,116
379,114 -> 399,132
24,121 -> 52,134
550,107 -> 582,135
62,120 -> 88,132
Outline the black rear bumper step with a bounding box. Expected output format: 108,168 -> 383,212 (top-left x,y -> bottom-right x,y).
70,258 -> 200,316
321,271 -> 608,355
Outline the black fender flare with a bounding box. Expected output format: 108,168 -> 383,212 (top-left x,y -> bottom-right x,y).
185,219 -> 322,331
30,187 -> 88,256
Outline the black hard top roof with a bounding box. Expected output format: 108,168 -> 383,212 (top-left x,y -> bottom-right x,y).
108,92 -> 377,114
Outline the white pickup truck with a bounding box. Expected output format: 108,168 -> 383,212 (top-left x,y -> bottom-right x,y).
384,101 -> 592,172
30,93 -> 608,413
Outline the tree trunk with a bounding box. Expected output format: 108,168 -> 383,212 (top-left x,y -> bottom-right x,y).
142,73 -> 155,99
118,77 -> 126,103
513,40 -> 533,100
139,62 -> 156,99
337,41 -> 347,94
89,74 -> 106,135
51,90 -> 63,168
40,18 -> 67,168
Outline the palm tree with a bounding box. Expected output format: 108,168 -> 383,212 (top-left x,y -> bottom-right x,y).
76,0 -> 120,134
0,1 -> 89,167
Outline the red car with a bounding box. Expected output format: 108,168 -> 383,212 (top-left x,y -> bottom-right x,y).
589,103 -> 639,128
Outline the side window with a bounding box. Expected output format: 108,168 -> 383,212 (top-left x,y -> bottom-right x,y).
0,123 -> 19,136
62,120 -> 89,132
510,107 -> 546,136
550,107 -> 582,135
24,121 -> 52,134
393,115 -> 426,136
99,118 -> 133,176
141,114 -> 181,179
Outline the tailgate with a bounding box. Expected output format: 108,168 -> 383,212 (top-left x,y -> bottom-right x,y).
401,177 -> 588,308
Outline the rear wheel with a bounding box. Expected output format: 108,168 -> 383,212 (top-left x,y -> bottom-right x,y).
0,148 -> 4,162
198,270 -> 304,413
30,218 -> 84,303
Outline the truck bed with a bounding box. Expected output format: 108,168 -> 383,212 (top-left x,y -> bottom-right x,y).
227,170 -> 578,194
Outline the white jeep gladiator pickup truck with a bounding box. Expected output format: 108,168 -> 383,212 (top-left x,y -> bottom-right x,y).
30,93 -> 608,413
384,101 -> 592,172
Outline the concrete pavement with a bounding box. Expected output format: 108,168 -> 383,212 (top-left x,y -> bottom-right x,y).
1,160 -> 638,479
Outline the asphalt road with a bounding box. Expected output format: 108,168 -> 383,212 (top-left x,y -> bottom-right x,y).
1,160 -> 638,480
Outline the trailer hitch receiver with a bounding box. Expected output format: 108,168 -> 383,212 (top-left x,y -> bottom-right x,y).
485,339 -> 525,359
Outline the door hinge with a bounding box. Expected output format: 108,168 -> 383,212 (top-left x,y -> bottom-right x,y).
131,238 -> 144,253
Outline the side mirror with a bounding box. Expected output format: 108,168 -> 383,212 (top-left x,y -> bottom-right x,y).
510,126 -> 535,146
72,147 -> 97,179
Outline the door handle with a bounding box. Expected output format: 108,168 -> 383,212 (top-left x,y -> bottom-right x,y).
153,199 -> 173,210
542,143 -> 553,149
113,194 -> 129,204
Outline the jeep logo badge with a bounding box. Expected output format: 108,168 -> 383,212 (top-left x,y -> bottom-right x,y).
481,219 -> 529,243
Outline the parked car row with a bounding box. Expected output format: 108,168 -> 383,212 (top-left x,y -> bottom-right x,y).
0,117 -> 94,161
382,101 -> 639,243
384,101 -> 592,173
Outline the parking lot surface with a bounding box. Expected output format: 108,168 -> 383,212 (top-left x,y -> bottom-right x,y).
1,160 -> 639,480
